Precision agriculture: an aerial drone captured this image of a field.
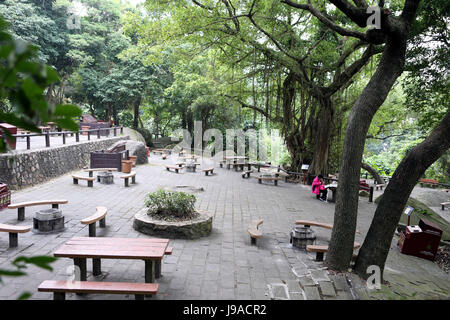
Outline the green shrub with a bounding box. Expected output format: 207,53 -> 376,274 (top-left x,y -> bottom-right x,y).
145,189 -> 197,220
136,127 -> 154,147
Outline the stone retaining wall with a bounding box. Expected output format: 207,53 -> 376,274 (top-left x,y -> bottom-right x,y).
0,135 -> 129,190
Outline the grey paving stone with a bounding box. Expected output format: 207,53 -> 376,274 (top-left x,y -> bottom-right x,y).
319,281 -> 336,297
303,286 -> 322,300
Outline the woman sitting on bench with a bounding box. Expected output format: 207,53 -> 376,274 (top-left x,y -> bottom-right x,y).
312,175 -> 327,202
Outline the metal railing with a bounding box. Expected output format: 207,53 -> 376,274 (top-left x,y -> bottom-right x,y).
12,126 -> 124,150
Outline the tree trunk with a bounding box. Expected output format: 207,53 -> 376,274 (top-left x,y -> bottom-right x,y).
310,96 -> 334,176
133,97 -> 142,130
361,162 -> 385,184
354,110 -> 450,279
326,38 -> 409,271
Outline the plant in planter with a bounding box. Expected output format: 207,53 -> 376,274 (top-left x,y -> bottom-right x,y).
145,189 -> 198,221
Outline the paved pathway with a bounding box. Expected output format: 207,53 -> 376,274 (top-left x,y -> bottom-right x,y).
0,153 -> 448,300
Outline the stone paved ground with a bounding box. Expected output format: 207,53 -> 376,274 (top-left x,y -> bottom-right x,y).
0,153 -> 449,300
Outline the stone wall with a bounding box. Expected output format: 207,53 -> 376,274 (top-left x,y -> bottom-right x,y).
0,136 -> 129,190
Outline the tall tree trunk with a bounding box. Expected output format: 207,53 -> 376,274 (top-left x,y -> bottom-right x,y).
354,111 -> 450,279
133,97 -> 142,130
310,96 -> 334,176
326,38 -> 409,271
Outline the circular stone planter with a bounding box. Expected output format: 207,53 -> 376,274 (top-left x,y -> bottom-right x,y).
133,208 -> 213,239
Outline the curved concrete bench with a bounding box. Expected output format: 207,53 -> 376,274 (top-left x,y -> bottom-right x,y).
247,219 -> 263,245
72,175 -> 95,187
8,200 -> 68,221
121,171 -> 136,187
38,280 -> 158,300
81,207 -> 107,237
0,223 -> 31,248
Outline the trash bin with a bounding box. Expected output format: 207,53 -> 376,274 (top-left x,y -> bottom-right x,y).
121,160 -> 133,173
0,183 -> 11,210
0,123 -> 17,150
397,218 -> 442,261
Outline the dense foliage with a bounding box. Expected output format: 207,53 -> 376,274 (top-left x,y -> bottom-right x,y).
145,189 -> 197,220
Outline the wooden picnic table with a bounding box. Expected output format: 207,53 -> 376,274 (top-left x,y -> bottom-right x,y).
53,237 -> 169,283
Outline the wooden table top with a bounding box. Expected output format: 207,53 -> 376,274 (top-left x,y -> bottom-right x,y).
54,237 -> 169,260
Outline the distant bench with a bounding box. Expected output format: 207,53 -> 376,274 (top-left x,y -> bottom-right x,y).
419,179 -> 439,188
242,170 -> 253,179
247,219 -> 263,245
375,184 -> 386,191
84,168 -> 118,177
121,171 -> 136,187
72,175 -> 95,187
8,200 -> 68,221
255,176 -> 282,186
201,168 -> 214,176
441,202 -> 450,211
81,207 -> 107,237
38,280 -> 158,300
0,223 -> 31,248
166,165 -> 183,173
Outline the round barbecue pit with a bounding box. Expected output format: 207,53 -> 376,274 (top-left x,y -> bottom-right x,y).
32,208 -> 65,234
290,226 -> 316,249
97,171 -> 114,184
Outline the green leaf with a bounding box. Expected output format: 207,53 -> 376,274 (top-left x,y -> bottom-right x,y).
13,256 -> 58,271
17,292 -> 32,300
0,270 -> 27,277
53,104 -> 82,117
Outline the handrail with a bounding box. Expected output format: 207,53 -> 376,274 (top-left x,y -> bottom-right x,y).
10,126 -> 124,150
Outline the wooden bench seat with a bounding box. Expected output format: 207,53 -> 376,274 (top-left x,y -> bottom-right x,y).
441,202 -> 450,211
0,223 -> 31,248
295,220 -> 361,235
375,184 -> 386,191
84,168 -> 118,177
8,200 -> 68,221
120,171 -> 136,187
201,168 -> 214,176
166,165 -> 183,173
38,280 -> 158,300
72,175 -> 95,187
247,219 -> 263,245
307,242 -> 361,261
419,179 -> 439,188
255,176 -> 282,186
80,207 -> 107,237
242,170 -> 253,178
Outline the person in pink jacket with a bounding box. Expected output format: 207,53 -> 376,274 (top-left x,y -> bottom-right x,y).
311,174 -> 327,201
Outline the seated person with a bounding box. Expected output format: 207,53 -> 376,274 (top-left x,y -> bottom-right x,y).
311,174 -> 327,201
